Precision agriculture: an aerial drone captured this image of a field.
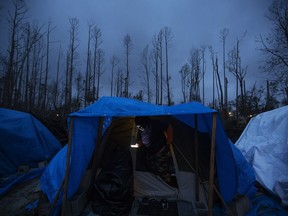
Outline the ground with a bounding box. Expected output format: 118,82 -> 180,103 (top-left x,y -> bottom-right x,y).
0,177 -> 40,216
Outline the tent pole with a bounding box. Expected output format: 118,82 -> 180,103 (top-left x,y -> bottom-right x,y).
61,117 -> 75,216
48,178 -> 64,215
208,113 -> 217,216
174,142 -> 233,215
194,114 -> 199,201
89,117 -> 105,188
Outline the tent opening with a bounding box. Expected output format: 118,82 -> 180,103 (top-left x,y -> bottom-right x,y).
80,115 -> 216,216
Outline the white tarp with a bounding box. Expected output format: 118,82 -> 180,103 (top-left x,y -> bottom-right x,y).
235,106 -> 288,205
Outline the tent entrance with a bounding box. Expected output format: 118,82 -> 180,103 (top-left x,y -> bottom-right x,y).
129,115 -> 213,216
86,115 -> 213,216
60,113 -> 219,216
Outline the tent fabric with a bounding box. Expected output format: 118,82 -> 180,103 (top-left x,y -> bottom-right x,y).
236,106 -> 288,205
40,145 -> 67,203
0,167 -> 44,197
40,96 -> 254,207
246,193 -> 288,216
40,117 -> 112,203
230,142 -> 256,198
70,96 -> 215,117
0,108 -> 62,178
133,171 -> 178,197
92,148 -> 134,215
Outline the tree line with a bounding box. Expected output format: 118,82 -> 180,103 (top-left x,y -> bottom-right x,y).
0,0 -> 287,125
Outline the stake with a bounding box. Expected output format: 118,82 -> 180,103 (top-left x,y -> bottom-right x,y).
194,115 -> 199,201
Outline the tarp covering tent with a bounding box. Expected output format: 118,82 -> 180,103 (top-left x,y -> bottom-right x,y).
40,97 -> 255,215
0,108 -> 62,196
236,106 -> 288,206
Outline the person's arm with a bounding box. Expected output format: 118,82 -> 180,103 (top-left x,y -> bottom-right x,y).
164,123 -> 173,146
136,131 -> 144,147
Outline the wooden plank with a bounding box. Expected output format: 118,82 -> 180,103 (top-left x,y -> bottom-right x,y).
208,113 -> 217,216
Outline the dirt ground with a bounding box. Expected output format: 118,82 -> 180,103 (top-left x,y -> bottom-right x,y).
0,177 -> 41,216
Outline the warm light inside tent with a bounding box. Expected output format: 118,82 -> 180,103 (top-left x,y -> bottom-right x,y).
131,143 -> 140,148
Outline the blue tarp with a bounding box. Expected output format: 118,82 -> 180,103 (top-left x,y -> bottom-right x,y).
230,142 -> 256,198
40,97 -> 255,206
0,167 -> 44,197
0,108 -> 62,177
0,108 -> 62,197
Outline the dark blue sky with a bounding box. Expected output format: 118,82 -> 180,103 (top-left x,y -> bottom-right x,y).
0,0 -> 273,104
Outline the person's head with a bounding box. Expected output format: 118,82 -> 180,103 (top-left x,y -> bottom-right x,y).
135,116 -> 149,130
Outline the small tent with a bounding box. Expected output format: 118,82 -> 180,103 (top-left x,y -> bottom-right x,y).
0,108 -> 62,196
40,97 -> 255,215
236,106 -> 288,206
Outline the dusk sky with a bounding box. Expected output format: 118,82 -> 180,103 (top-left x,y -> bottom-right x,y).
0,0 -> 273,104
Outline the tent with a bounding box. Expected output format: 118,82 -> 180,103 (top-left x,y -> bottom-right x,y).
40,97 -> 255,215
0,108 -> 62,196
236,106 -> 288,206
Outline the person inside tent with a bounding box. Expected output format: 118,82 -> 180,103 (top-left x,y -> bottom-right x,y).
135,116 -> 173,184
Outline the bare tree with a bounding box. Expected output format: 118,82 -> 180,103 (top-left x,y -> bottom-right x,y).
96,48 -> 105,100
115,67 -> 124,97
157,30 -> 163,104
109,55 -> 119,96
245,83 -> 265,114
163,26 -> 173,105
215,57 -> 224,111
3,0 -> 27,107
23,22 -> 31,110
51,46 -> 62,109
179,63 -> 190,103
43,19 -> 56,112
75,71 -> 84,110
238,58 -> 248,114
258,0 -> 288,104
29,32 -> 44,112
123,34 -> 133,98
10,20 -> 43,111
200,45 -> 206,104
219,28 -> 229,111
92,25 -> 102,101
84,21 -> 93,106
37,52 -> 45,109
66,17 -> 79,113
227,34 -> 247,118
227,45 -> 239,116
152,34 -> 160,104
140,45 -> 151,102
189,48 -> 202,102
208,46 -> 217,108
265,80 -> 279,109
64,51 -> 70,110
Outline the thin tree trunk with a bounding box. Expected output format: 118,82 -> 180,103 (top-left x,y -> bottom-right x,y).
165,37 -> 171,105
